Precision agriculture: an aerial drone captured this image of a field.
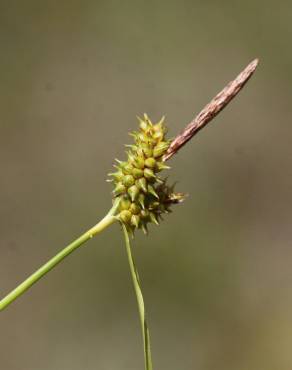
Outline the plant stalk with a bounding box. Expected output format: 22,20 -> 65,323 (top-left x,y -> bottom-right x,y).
0,200 -> 120,311
122,224 -> 153,370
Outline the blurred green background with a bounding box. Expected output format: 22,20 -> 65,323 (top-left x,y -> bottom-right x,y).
0,1 -> 291,369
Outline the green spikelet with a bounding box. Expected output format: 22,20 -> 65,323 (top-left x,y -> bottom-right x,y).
108,114 -> 185,235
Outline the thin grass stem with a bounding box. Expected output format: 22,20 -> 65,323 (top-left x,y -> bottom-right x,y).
122,224 -> 153,370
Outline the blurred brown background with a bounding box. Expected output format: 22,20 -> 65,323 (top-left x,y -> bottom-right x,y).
0,1 -> 291,369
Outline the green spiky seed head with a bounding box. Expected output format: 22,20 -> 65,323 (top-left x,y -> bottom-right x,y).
108,114 -> 185,235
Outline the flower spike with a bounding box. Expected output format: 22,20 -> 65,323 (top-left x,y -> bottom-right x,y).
108,114 -> 186,234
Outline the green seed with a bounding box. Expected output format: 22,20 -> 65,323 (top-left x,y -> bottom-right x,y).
144,168 -> 156,180
148,185 -> 159,199
132,168 -> 144,179
119,210 -> 132,223
131,214 -> 140,228
128,185 -> 139,201
149,212 -> 159,225
108,171 -> 124,181
135,157 -> 145,169
122,164 -> 134,175
141,209 -> 150,219
136,178 -> 147,193
136,147 -> 144,157
153,142 -> 169,158
144,157 -> 156,169
119,197 -> 131,210
139,118 -> 148,131
138,193 -> 145,209
153,131 -> 163,140
113,183 -> 126,196
141,144 -> 153,157
122,175 -> 135,187
130,203 -> 141,215
127,152 -> 136,163
137,132 -> 146,142
146,138 -> 157,148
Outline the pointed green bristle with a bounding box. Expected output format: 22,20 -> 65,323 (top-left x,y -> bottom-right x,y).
149,212 -> 159,225
144,168 -> 156,180
156,163 -> 171,171
136,178 -> 147,193
138,193 -> 145,209
148,185 -> 159,199
128,185 -> 139,201
131,215 -> 140,228
113,183 -> 126,196
141,224 -> 148,235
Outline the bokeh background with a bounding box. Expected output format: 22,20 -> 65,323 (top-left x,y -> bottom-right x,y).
0,1 -> 291,369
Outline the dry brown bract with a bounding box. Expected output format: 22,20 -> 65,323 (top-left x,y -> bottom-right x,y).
163,59 -> 259,161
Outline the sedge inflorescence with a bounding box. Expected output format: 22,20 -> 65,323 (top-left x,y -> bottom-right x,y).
108,114 -> 185,235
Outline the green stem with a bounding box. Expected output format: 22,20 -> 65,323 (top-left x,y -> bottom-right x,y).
122,224 -> 153,370
0,200 -> 120,311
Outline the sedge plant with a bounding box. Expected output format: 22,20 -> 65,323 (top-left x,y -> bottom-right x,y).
0,59 -> 258,370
